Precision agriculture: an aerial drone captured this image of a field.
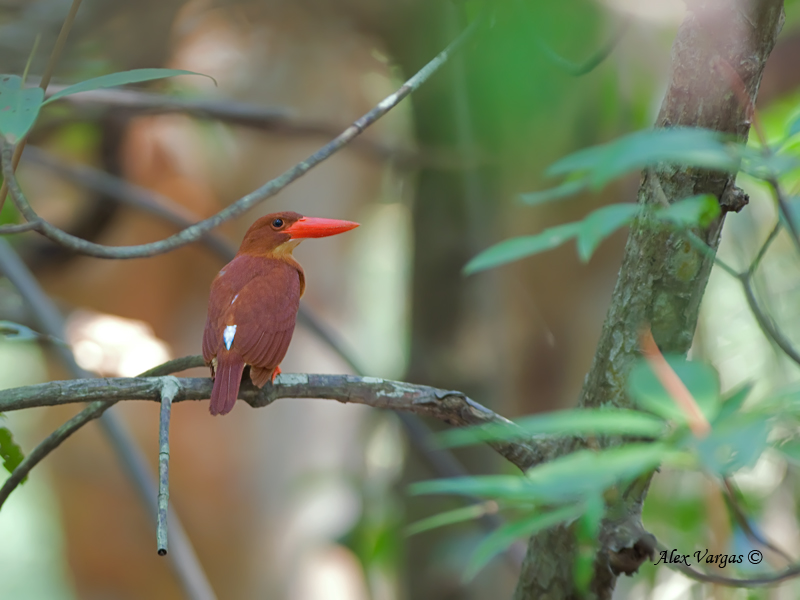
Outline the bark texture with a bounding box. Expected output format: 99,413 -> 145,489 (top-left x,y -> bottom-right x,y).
513,1 -> 785,598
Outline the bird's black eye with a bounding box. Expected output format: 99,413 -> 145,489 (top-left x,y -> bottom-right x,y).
271,218 -> 284,229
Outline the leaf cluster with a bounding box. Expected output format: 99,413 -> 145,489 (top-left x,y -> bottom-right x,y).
409,356 -> 794,582
465,126 -> 800,275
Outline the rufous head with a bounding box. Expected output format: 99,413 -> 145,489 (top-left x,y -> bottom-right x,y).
238,211 -> 359,257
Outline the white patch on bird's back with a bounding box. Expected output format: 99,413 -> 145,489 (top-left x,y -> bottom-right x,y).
223,325 -> 237,350
231,293 -> 239,305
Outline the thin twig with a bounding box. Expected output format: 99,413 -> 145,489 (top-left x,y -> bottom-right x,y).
740,274 -> 800,367
0,357 -> 201,510
0,220 -> 42,234
670,212 -> 800,368
0,0 -> 82,212
722,478 -> 794,565
535,16 -> 630,76
157,376 -> 180,556
749,220 -> 781,278
2,19 -> 480,259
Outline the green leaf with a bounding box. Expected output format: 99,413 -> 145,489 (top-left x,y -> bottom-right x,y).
573,495 -> 603,594
655,194 -> 721,228
0,75 -> 44,143
713,383 -> 753,423
627,356 -> 721,424
413,443 -> 671,506
406,502 -> 494,536
464,504 -> 583,581
519,178 -> 587,206
523,443 -> 669,503
576,203 -> 640,262
690,414 -> 770,475
411,475 -> 539,502
575,493 -> 604,542
463,221 -> 581,275
439,408 -> 667,448
0,425 -> 25,480
547,128 -> 739,189
43,69 -> 214,105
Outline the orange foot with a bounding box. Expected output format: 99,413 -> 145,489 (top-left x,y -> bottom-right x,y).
271,365 -> 281,383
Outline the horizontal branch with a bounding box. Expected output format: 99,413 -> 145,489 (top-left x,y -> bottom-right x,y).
0,368 -> 547,471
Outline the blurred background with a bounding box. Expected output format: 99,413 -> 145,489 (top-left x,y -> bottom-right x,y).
1,0 -> 800,598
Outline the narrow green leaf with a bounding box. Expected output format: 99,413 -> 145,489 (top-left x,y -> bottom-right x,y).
413,444 -> 672,506
406,502 -> 494,536
43,69 -> 215,105
0,75 -> 44,143
575,494 -> 604,542
547,128 -> 739,189
574,495 -> 603,593
439,408 -> 667,448
464,504 -> 583,581
0,425 -> 25,480
463,221 -> 581,275
627,356 -> 721,424
576,203 -> 640,262
411,475 -> 538,502
519,178 -> 587,206
523,443 -> 669,503
655,194 -> 721,228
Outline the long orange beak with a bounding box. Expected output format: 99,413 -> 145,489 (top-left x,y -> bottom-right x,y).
285,216 -> 359,239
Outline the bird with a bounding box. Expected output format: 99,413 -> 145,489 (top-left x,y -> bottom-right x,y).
202,211 -> 359,415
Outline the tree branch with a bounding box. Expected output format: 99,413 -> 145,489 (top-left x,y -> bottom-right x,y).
2,19 -> 479,260
0,367 -> 549,472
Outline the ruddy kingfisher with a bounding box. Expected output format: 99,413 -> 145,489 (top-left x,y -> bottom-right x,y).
202,211 -> 359,415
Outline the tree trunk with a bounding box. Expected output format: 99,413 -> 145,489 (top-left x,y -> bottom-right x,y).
513,1 -> 785,598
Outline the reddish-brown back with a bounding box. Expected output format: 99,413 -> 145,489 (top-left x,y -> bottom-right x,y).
202,212 -> 309,415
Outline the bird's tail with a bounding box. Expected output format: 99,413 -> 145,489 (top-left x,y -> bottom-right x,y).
209,352 -> 246,416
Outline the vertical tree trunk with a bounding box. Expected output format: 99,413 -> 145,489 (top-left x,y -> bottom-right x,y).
513,1 -> 785,598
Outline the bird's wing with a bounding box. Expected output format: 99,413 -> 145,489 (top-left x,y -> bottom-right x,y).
220,264 -> 302,372
202,269 -> 237,364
